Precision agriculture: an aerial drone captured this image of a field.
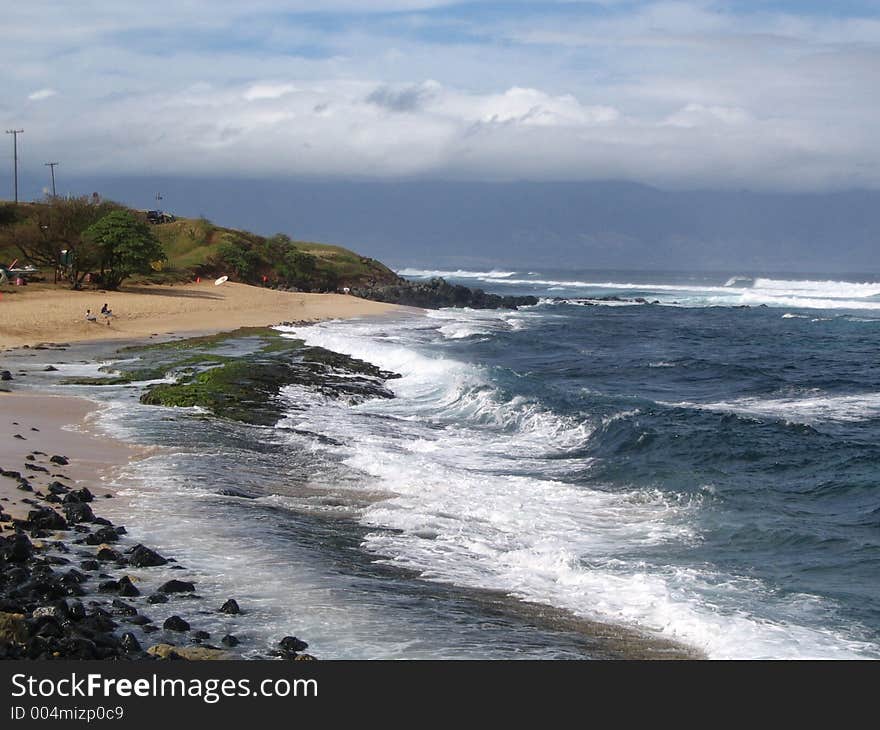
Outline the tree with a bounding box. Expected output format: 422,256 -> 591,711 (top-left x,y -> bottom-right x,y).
215,236 -> 260,280
0,203 -> 20,228
0,196 -> 124,286
83,211 -> 166,290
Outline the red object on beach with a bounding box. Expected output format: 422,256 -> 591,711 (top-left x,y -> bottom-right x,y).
196,277 -> 201,283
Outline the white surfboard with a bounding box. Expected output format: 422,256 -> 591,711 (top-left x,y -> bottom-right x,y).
214,275 -> 229,286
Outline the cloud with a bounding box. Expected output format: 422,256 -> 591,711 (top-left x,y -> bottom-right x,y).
27,88 -> 57,101
244,83 -> 298,101
367,81 -> 440,112
663,103 -> 752,128
2,2 -> 880,191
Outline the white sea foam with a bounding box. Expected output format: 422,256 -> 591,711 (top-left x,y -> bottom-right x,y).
668,391 -> 880,424
399,269 -> 880,311
275,316 -> 875,659
398,268 -> 517,279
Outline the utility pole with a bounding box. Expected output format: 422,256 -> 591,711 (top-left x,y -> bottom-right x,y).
45,162 -> 59,198
5,129 -> 24,203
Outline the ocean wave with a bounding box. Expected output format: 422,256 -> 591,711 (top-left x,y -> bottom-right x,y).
275,315 -> 876,658
398,268 -> 517,279
407,270 -> 880,311
666,391 -> 880,424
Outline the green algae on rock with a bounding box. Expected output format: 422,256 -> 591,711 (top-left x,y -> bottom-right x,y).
129,327 -> 399,426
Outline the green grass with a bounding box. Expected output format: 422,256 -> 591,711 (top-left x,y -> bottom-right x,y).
0,201 -> 399,289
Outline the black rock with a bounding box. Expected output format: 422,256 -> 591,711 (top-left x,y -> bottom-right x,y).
26,507 -> 67,531
0,371 -> 12,381
117,576 -> 140,597
80,559 -> 100,571
163,615 -> 190,632
119,632 -> 142,653
62,569 -> 86,585
110,599 -> 138,616
158,579 -> 195,594
127,544 -> 169,568
63,502 -> 94,524
193,630 -> 210,640
95,547 -> 124,562
278,636 -> 308,653
216,488 -> 257,499
1,533 -> 33,562
49,455 -> 69,465
147,593 -> 169,604
221,634 -> 240,647
352,277 -> 539,311
65,599 -> 86,620
219,598 -> 240,615
24,463 -> 49,473
62,487 -> 94,504
85,526 -> 120,545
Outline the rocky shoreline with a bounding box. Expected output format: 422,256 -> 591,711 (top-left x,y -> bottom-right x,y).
0,416 -> 316,662
1,324 -> 407,661
352,277 -> 538,310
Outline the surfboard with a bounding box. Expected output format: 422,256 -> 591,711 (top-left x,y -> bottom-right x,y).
214,276 -> 228,286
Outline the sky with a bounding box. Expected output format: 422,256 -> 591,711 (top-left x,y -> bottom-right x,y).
3,1 -> 880,193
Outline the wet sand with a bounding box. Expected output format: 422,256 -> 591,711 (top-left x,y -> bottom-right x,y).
0,392 -> 143,521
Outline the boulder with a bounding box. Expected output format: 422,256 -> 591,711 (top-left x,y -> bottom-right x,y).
158,579 -> 195,594
219,598 -> 240,615
120,632 -> 142,653
163,615 -> 190,632
26,508 -> 67,531
95,547 -> 124,562
128,544 -> 168,568
117,576 -> 140,597
278,636 -> 308,653
0,612 -> 28,646
147,643 -> 228,660
63,502 -> 94,524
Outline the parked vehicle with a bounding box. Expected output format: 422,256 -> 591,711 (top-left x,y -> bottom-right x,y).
146,210 -> 175,224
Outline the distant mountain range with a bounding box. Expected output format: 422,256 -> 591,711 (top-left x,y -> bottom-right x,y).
16,177 -> 880,274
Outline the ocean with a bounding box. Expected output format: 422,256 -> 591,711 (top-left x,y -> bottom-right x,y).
30,270 -> 880,659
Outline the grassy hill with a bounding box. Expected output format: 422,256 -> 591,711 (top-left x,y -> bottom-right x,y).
0,199 -> 401,291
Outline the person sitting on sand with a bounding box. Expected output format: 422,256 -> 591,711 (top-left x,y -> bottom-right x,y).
85,309 -> 97,322
100,303 -> 113,326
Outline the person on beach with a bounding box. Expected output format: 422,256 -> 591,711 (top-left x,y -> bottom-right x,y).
85,309 -> 98,322
100,303 -> 113,325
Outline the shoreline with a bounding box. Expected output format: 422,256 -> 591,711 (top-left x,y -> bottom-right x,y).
0,389 -> 317,660
0,281 -> 409,352
0,289 -> 409,660
1,311 -> 702,660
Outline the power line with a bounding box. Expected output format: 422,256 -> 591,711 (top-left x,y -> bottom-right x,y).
45,161 -> 59,197
5,129 -> 24,203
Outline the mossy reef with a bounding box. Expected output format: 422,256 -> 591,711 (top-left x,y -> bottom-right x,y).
65,327 -> 400,426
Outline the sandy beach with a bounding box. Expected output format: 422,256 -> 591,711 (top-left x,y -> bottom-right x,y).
0,393 -> 142,522
0,281 -> 403,351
